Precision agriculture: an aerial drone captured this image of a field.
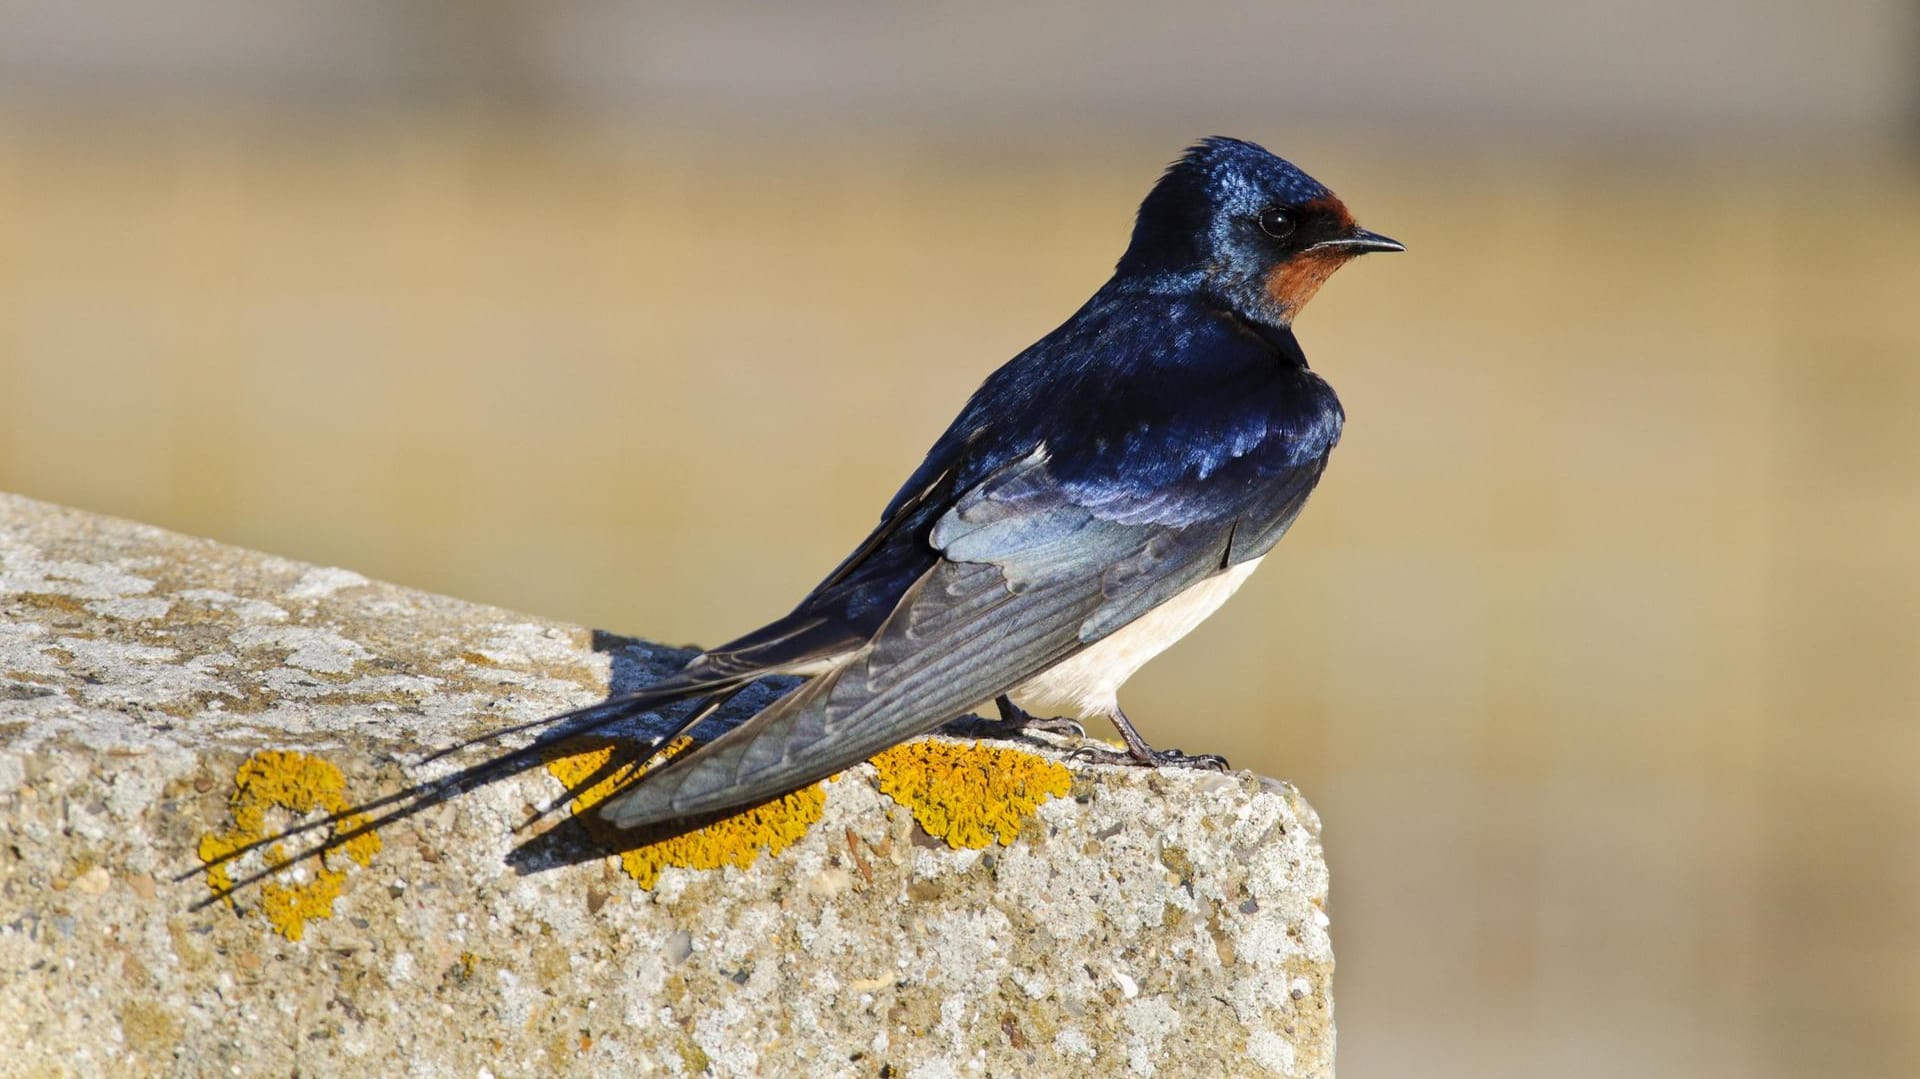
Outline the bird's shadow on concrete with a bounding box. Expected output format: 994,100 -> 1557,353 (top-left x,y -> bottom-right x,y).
182,629 -> 802,909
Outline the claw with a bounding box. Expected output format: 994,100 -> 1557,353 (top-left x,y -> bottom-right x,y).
1069,745 -> 1231,771
1157,749 -> 1231,771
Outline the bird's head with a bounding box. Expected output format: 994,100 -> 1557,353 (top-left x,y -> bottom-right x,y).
1117,136 -> 1402,326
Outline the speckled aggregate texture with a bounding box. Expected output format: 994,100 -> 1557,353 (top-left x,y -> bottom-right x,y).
0,493 -> 1335,1077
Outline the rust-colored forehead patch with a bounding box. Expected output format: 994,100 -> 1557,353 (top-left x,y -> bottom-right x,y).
1301,195 -> 1355,231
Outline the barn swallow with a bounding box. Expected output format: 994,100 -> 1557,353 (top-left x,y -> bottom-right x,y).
562,137 -> 1399,829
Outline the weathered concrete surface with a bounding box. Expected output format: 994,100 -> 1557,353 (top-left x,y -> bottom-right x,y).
0,493 -> 1335,1078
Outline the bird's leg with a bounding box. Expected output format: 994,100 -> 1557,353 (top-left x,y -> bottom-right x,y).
943,695 -> 1086,742
1070,704 -> 1230,771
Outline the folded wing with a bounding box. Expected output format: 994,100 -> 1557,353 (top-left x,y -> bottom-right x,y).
601,436 -> 1328,827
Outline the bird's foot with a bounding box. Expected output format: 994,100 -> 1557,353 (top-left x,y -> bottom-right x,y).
1073,703 -> 1232,770
944,697 -> 1087,743
1069,744 -> 1231,771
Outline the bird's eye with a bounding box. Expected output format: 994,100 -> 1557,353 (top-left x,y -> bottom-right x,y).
1257,207 -> 1295,241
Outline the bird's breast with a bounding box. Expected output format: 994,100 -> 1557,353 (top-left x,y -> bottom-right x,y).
1006,555 -> 1265,719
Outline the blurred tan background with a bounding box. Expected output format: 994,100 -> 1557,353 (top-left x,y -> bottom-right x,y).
3,3 -> 1918,1077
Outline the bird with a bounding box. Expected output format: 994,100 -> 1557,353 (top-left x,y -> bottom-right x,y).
541,137 -> 1400,830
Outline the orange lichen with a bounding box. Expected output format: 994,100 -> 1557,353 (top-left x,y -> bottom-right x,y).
869,740 -> 1071,849
196,749 -> 382,941
545,737 -> 826,890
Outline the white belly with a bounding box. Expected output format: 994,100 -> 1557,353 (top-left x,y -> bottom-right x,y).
1006,556 -> 1264,719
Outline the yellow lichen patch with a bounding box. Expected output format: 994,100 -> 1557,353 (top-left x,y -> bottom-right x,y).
869,740 -> 1071,849
545,737 -> 826,890
196,749 -> 383,941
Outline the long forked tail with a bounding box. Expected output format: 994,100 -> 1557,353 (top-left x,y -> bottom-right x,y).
185,668 -> 761,909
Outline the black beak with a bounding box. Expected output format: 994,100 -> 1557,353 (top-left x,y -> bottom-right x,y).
1310,227 -> 1405,255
